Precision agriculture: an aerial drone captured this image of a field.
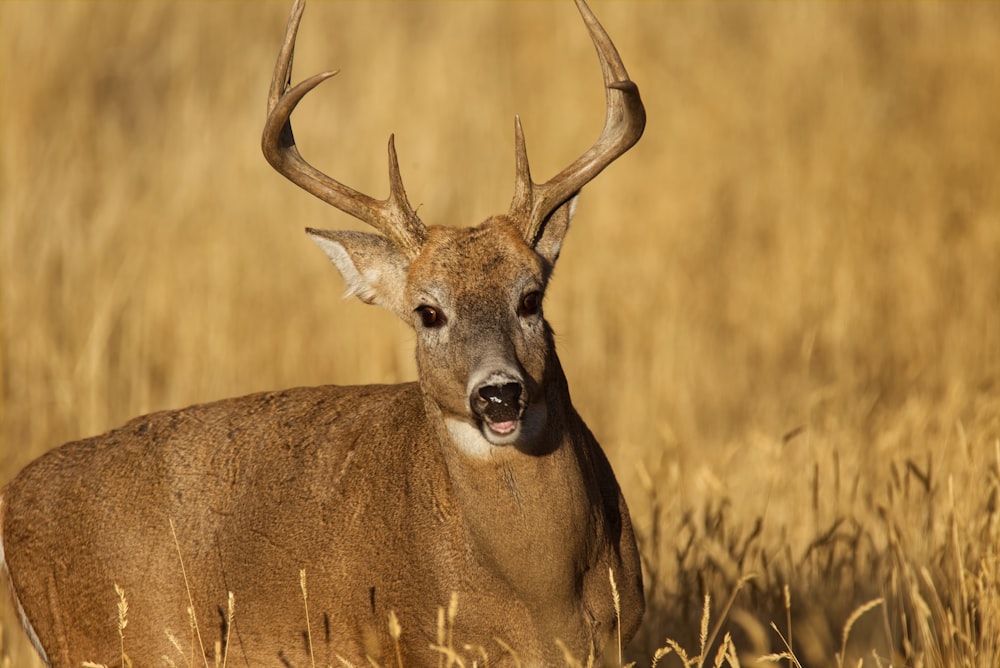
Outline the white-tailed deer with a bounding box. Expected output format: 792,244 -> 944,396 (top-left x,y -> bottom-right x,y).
1,0 -> 645,665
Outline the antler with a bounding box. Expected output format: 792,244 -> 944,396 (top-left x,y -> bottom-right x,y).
508,0 -> 646,246
262,0 -> 426,258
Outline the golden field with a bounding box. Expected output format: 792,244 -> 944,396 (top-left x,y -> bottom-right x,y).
1,1 -> 999,666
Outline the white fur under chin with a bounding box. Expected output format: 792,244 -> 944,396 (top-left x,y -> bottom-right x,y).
445,403 -> 548,459
445,419 -> 495,459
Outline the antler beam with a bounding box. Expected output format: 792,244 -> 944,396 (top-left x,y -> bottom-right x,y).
261,0 -> 427,258
508,0 -> 646,246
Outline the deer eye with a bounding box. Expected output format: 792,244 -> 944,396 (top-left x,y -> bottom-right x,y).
415,305 -> 445,328
519,291 -> 542,317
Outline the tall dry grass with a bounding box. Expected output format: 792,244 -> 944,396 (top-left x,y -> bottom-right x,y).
2,2 -> 999,666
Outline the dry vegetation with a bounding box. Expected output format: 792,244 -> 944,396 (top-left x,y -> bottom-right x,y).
2,2 -> 999,666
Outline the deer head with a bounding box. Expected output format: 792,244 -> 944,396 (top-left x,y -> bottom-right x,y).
262,0 -> 644,456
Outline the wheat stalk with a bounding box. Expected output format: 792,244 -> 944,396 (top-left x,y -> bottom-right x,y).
837,598 -> 884,668
221,591 -> 234,668
698,593 -> 710,666
169,518 -> 209,668
447,591 -> 459,658
608,567 -> 623,668
782,584 -> 792,668
389,609 -> 404,668
300,569 -> 317,668
114,583 -> 130,668
493,637 -> 522,668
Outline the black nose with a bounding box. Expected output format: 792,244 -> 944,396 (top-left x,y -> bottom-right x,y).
472,381 -> 525,425
478,382 -> 523,409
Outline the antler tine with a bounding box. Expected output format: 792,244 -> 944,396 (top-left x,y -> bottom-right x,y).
510,115 -> 533,217
509,0 -> 646,246
262,0 -> 426,257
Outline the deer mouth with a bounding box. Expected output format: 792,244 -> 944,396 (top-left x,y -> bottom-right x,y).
479,397 -> 524,444
481,412 -> 522,443
485,418 -> 519,437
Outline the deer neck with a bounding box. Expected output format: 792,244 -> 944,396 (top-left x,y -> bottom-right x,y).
424,359 -> 597,610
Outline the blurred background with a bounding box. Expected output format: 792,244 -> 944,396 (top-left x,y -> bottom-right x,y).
2,2 -> 999,665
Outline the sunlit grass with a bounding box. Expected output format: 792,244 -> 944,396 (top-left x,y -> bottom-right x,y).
2,2 -> 999,666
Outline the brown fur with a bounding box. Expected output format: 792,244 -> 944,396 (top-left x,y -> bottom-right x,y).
3,380 -> 641,666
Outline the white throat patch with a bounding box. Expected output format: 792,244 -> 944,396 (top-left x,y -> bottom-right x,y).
445,418 -> 496,460
445,403 -> 548,460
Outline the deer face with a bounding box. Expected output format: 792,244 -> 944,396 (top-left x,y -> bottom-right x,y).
308,202 -> 573,455
407,218 -> 553,450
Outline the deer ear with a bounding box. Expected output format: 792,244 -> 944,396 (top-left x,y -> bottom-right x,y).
532,194 -> 578,265
307,228 -> 411,320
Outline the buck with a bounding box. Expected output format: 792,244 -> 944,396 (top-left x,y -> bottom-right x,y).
0,0 -> 646,665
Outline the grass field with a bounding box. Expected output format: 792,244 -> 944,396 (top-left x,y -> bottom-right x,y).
2,2 -> 999,666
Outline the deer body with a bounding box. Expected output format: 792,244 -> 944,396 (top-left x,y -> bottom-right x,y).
1,1 -> 646,665
3,380 -> 639,666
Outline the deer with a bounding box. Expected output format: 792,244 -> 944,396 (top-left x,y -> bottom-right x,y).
0,0 -> 646,666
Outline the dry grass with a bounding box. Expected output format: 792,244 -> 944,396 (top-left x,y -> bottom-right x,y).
2,1 -> 999,666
